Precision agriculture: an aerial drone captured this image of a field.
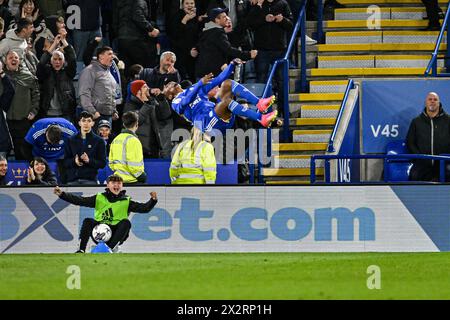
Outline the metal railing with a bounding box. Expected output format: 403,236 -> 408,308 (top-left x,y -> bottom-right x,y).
424,1 -> 450,76
327,79 -> 356,153
254,0 -> 309,183
310,153 -> 450,183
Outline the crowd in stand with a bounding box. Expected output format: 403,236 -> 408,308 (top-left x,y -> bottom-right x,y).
0,0 -> 443,186
0,0 -> 308,186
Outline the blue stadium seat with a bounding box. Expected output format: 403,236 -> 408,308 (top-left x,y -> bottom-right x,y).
242,83 -> 266,98
385,140 -> 413,182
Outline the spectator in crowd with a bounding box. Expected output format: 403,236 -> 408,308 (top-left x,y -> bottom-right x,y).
124,80 -> 161,158
8,0 -> 46,50
109,111 -> 147,184
0,60 -> 16,159
62,0 -> 103,62
3,50 -> 40,160
24,156 -> 57,185
115,0 -> 160,70
194,7 -> 257,78
63,111 -> 107,185
0,17 -> 5,40
24,117 -> 78,161
406,92 -> 450,181
0,17 -> 37,73
97,119 -> 114,155
36,34 -> 77,122
170,126 -> 217,184
247,0 -> 293,83
78,46 -> 119,129
208,0 -> 253,51
140,51 -> 181,95
82,37 -> 125,108
0,155 -> 7,185
169,0 -> 201,82
421,0 -> 443,31
53,174 -> 158,253
125,63 -> 144,102
34,15 -> 68,59
0,0 -> 13,33
8,0 -> 20,16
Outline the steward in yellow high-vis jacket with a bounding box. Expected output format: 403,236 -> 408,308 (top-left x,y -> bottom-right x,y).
109,111 -> 147,184
170,128 -> 216,184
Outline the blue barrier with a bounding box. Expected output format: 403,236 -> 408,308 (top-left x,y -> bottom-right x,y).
5,160 -> 238,185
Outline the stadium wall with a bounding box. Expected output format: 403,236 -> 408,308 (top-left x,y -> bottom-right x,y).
0,185 -> 446,253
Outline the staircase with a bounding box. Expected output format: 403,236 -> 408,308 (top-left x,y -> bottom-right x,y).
263,0 -> 448,185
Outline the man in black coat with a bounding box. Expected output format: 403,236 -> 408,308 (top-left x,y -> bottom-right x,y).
114,0 -> 160,69
247,0 -> 293,83
406,92 -> 450,181
63,111 -> 107,185
124,80 -> 162,158
195,7 -> 257,78
0,62 -> 16,159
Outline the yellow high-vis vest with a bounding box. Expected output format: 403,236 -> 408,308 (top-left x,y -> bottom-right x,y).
109,131 -> 145,183
170,139 -> 216,184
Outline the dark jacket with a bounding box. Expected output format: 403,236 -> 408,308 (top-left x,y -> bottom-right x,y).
140,66 -> 181,91
59,188 -> 158,214
406,104 -> 450,168
114,0 -> 156,41
208,0 -> 253,49
247,0 -> 293,50
36,46 -> 77,121
195,22 -> 252,77
169,9 -> 201,51
63,130 -> 107,182
0,75 -> 16,154
0,175 -> 6,185
124,96 -> 161,157
63,0 -> 103,31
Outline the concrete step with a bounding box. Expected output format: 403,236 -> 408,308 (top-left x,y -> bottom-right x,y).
289,92 -> 344,102
273,142 -> 328,152
265,180 -> 312,185
273,155 -> 324,169
310,80 -> 349,93
293,129 -> 333,143
326,30 -> 445,44
335,7 -> 391,20
301,105 -> 340,118
325,19 -> 443,29
318,54 -> 445,68
262,167 -> 325,177
338,0 -> 448,5
318,42 -> 447,52
309,67 -> 445,77
335,7 -> 447,20
290,118 -> 337,126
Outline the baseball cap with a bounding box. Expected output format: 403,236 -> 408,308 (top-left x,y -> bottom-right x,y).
208,7 -> 229,22
98,119 -> 111,129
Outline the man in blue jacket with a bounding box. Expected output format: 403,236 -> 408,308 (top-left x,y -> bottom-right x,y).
64,111 -> 107,185
24,117 -> 78,161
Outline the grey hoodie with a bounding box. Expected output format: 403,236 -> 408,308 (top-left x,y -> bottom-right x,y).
78,60 -> 117,116
0,29 -> 28,58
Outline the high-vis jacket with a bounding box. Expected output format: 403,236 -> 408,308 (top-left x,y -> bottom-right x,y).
109,130 -> 145,183
170,139 -> 216,184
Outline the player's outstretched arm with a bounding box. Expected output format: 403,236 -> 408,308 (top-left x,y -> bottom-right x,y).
54,186 -> 97,208
129,192 -> 158,213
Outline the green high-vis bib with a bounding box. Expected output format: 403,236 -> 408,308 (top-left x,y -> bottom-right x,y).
94,193 -> 130,225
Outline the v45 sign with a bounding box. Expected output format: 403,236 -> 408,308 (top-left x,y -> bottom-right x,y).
370,125 -> 399,138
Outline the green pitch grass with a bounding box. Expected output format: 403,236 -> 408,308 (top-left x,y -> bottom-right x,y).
0,252 -> 449,299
